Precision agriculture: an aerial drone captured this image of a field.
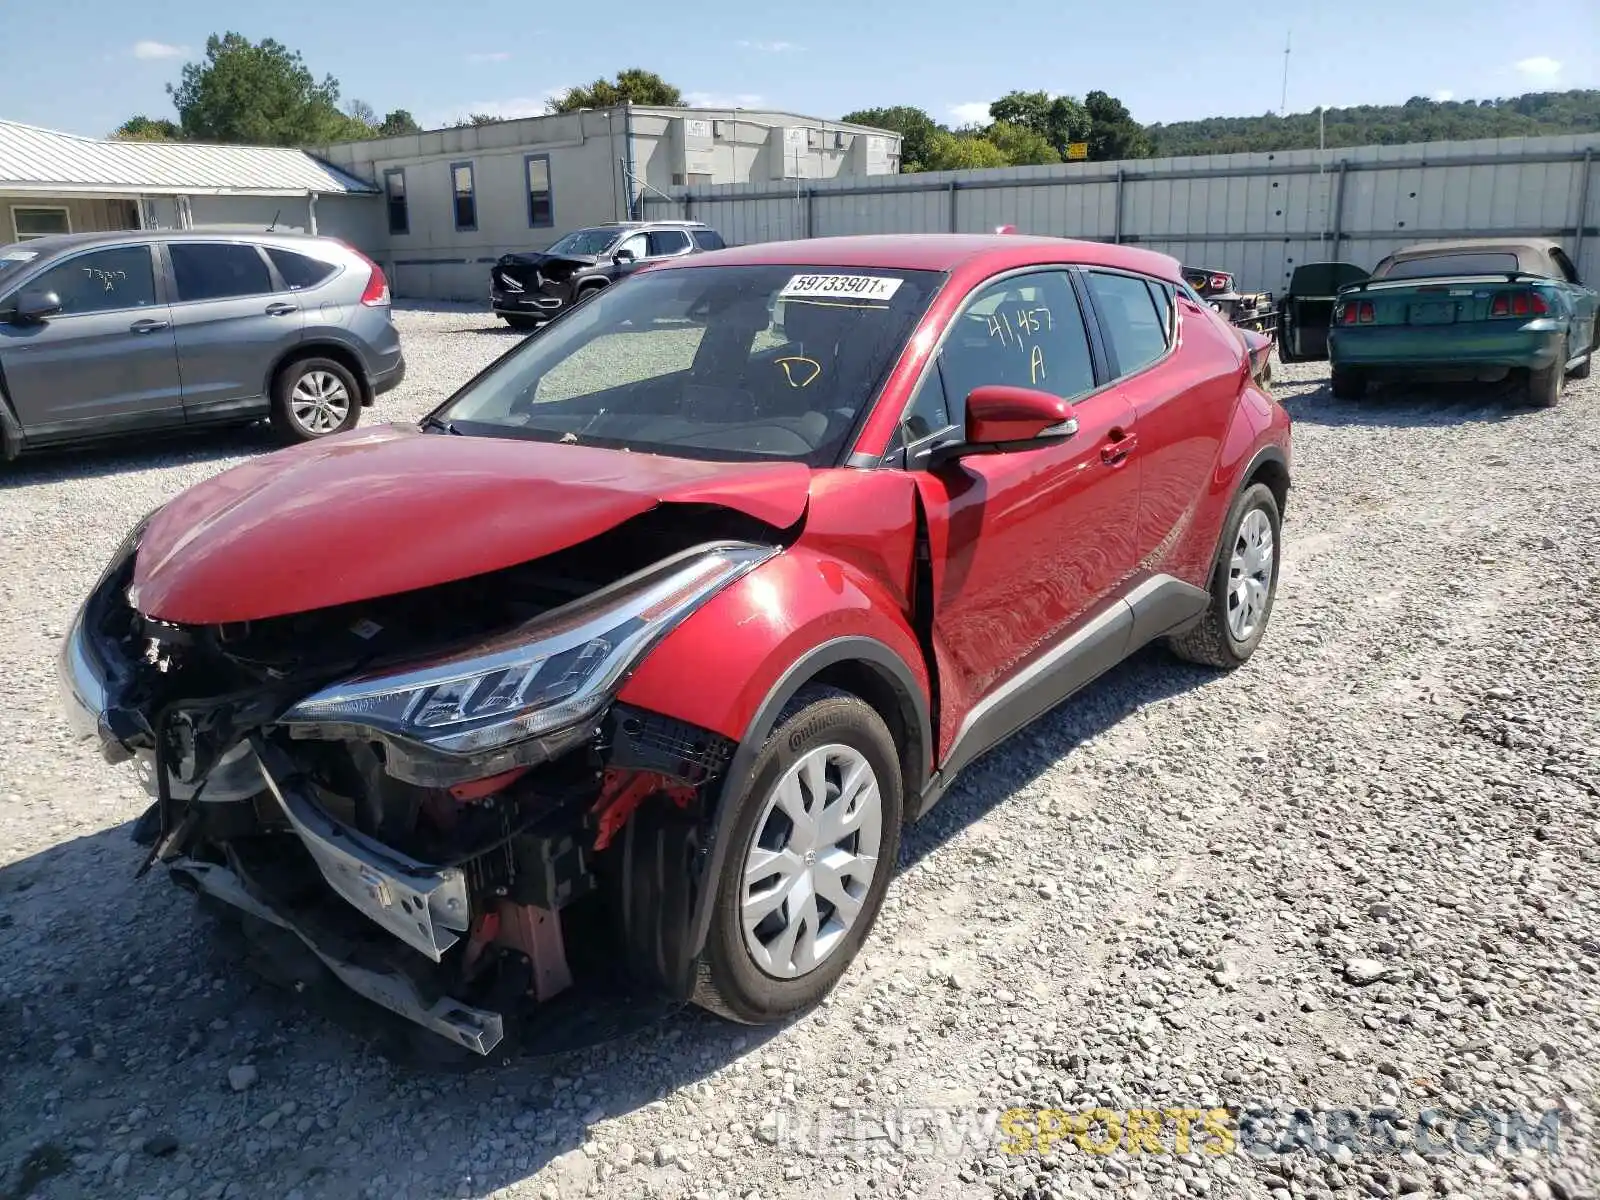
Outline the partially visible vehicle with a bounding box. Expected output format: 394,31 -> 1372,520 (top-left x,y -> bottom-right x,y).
1325,239 -> 1599,405
490,221 -> 727,330
0,231 -> 403,457
62,234 -> 1290,1061
1275,262 -> 1370,363
1181,265 -> 1278,337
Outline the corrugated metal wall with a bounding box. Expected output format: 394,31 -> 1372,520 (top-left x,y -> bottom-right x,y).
642,135 -> 1600,294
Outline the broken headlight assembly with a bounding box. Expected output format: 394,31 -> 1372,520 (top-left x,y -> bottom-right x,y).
280,541 -> 776,785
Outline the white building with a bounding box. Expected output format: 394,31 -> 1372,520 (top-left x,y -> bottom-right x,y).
0,118 -> 379,244
315,106 -> 903,301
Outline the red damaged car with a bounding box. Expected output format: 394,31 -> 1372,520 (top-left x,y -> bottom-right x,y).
60,235 -> 1290,1057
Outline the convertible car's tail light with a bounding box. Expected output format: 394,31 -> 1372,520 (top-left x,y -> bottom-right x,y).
1209,273 -> 1230,291
1489,290 -> 1549,318
1339,303 -> 1356,325
1357,301 -> 1375,324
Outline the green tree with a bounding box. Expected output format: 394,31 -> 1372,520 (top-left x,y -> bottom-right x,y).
547,68 -> 683,113
1084,89 -> 1153,160
923,130 -> 1008,170
167,32 -> 369,145
988,91 -> 1091,157
986,121 -> 1060,165
111,115 -> 183,142
453,112 -> 504,127
376,109 -> 422,137
346,99 -> 378,130
840,105 -> 941,172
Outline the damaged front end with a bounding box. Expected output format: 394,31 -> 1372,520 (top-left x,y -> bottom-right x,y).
61,512 -> 774,1057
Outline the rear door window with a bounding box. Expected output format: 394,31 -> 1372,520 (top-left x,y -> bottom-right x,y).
1085,271 -> 1170,377
646,229 -> 692,257
692,229 -> 726,251
24,245 -> 158,315
170,243 -> 273,302
266,247 -> 338,291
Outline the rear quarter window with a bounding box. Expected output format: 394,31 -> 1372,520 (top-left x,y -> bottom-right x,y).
692,230 -> 726,251
267,247 -> 339,291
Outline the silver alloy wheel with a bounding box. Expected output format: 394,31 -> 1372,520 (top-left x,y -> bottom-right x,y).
1227,507 -> 1274,642
290,369 -> 352,435
741,743 -> 884,979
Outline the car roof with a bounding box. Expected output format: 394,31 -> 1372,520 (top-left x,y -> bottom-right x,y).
665,234 -> 1182,281
1387,237 -> 1563,259
0,228 -> 343,256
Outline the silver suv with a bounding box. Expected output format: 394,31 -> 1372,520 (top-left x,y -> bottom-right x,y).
0,230 -> 405,457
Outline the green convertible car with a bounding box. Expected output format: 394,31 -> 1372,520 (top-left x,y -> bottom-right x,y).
1320,238 -> 1598,407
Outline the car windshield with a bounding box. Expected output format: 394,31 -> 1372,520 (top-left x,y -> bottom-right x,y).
435,264 -> 946,466
0,244 -> 41,287
547,229 -> 623,256
1376,252 -> 1522,280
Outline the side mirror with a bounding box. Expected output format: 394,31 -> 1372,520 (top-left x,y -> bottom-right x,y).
964,384 -> 1077,448
13,290 -> 62,324
613,248 -> 636,265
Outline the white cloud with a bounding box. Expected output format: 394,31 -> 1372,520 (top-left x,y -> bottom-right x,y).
1513,56 -> 1562,81
1433,89 -> 1454,102
466,51 -> 512,63
737,39 -> 801,53
132,40 -> 187,60
422,89 -> 568,128
682,91 -> 765,109
948,101 -> 992,126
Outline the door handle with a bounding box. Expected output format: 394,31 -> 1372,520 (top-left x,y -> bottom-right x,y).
129,319 -> 170,334
265,302 -> 299,316
1100,431 -> 1138,465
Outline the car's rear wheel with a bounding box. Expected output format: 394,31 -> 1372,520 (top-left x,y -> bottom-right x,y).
1168,482 -> 1281,670
692,687 -> 902,1024
1567,328 -> 1592,380
1330,366 -> 1366,400
1526,337 -> 1566,407
271,357 -> 361,443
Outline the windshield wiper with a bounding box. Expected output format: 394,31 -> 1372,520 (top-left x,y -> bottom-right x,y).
421,415 -> 461,435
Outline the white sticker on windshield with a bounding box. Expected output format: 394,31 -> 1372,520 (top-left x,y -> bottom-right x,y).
778,273 -> 903,303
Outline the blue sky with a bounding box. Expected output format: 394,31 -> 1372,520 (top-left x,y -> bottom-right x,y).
6,0 -> 1596,139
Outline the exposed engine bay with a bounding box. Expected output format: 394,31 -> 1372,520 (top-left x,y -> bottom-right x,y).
64,506 -> 783,1057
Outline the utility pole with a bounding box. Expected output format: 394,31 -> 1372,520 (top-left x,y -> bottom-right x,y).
1280,31 -> 1292,115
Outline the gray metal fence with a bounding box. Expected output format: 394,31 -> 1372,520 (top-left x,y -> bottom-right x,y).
641,134 -> 1600,294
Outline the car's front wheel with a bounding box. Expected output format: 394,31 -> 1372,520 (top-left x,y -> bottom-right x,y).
271,357 -> 361,443
1168,481 -> 1282,670
692,687 -> 902,1024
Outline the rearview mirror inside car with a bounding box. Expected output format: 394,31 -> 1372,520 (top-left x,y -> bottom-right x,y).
13,290 -> 62,324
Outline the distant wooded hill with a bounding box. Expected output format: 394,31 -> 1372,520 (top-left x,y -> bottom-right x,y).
1146,90 -> 1600,157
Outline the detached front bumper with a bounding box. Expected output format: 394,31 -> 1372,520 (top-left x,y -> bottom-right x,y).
171,857 -> 504,1056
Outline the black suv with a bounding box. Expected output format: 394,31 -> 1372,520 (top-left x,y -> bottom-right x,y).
490,220 -> 727,330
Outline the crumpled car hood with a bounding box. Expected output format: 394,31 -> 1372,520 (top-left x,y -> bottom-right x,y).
130,423 -> 811,625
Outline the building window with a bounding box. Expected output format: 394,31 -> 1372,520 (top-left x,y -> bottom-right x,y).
384,169 -> 408,235
525,154 -> 553,228
12,206 -> 71,241
451,161 -> 477,232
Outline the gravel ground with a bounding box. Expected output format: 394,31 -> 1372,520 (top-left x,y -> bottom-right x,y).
2,305 -> 1598,1200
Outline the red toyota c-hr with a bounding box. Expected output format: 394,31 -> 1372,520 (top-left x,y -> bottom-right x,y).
61,235 -> 1290,1058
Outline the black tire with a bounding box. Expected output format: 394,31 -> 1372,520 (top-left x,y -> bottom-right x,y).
269,356 -> 362,444
1568,329 -> 1593,380
1330,365 -> 1366,400
692,686 -> 903,1025
1525,337 -> 1566,407
502,315 -> 539,331
574,282 -> 607,305
1167,482 -> 1282,670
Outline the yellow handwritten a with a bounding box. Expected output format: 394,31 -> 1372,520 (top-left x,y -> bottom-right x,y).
1029,344 -> 1046,384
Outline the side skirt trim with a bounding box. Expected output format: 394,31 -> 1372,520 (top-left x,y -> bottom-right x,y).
915,573 -> 1209,818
